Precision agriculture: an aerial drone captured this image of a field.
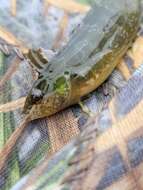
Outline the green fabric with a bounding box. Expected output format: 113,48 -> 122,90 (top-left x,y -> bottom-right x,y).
0,53 -> 20,190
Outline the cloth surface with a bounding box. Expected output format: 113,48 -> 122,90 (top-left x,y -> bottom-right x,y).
0,1 -> 143,190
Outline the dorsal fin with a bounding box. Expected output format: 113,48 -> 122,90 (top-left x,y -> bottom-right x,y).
26,48 -> 56,73
26,49 -> 48,72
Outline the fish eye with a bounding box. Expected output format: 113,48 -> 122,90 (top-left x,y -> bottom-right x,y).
71,73 -> 78,78
64,71 -> 69,75
31,88 -> 43,103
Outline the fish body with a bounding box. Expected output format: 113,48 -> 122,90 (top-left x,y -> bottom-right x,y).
24,0 -> 141,120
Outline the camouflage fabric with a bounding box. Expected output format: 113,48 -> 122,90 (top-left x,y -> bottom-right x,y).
0,1 -> 143,190
13,63 -> 143,190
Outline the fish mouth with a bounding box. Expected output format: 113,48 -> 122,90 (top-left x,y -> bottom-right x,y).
22,100 -> 33,115
23,88 -> 44,115
22,95 -> 54,120
22,97 -> 34,115
23,90 -> 69,120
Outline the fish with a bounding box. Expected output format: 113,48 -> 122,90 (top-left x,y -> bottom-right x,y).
23,0 -> 141,120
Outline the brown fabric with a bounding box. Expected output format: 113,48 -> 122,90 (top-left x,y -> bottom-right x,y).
0,1 -> 143,189
48,109 -> 80,153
